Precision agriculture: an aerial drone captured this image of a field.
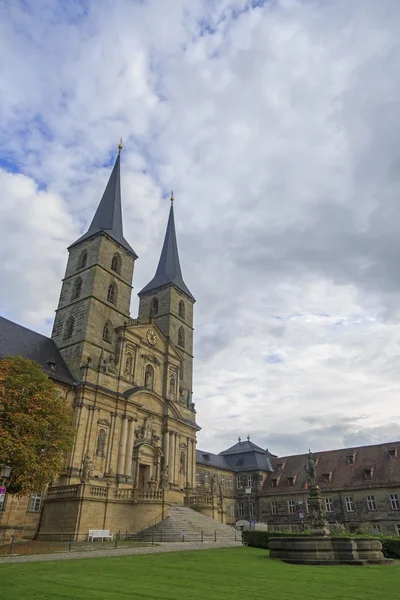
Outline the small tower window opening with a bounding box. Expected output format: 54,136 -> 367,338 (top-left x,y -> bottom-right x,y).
72,277 -> 82,300
111,253 -> 121,274
144,364 -> 154,390
178,300 -> 185,320
63,316 -> 75,339
77,250 -> 87,270
151,297 -> 159,316
178,326 -> 185,348
103,322 -> 112,343
107,283 -> 117,304
96,429 -> 106,456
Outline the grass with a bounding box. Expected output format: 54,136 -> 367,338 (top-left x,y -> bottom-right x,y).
1,547 -> 399,600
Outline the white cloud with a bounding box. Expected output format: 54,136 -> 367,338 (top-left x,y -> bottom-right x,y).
1,0 -> 400,455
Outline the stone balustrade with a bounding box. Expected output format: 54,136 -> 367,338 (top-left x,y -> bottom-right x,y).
186,495 -> 213,507
47,485 -> 79,499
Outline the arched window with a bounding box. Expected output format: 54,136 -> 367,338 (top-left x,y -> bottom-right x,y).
111,253 -> 121,274
107,283 -> 117,304
96,429 -> 106,456
63,316 -> 75,339
178,300 -> 185,320
178,327 -> 185,348
103,322 -> 112,343
144,364 -> 154,390
151,297 -> 159,316
125,353 -> 133,374
71,277 -> 82,300
77,250 -> 87,270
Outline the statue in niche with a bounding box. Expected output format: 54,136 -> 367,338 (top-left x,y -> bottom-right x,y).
144,365 -> 154,390
160,466 -> 169,489
107,355 -> 117,375
304,450 -> 317,488
125,352 -> 134,375
180,451 -> 185,475
81,454 -> 93,483
96,429 -> 106,456
169,376 -> 176,397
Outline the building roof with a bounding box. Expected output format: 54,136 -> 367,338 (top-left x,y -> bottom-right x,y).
0,316 -> 76,385
260,441 -> 400,494
138,201 -> 195,301
69,152 -> 137,257
196,440 -> 274,473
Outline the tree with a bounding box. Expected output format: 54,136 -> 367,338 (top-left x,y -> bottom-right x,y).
0,356 -> 75,495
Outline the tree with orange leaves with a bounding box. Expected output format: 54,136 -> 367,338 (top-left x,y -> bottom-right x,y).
0,356 -> 75,495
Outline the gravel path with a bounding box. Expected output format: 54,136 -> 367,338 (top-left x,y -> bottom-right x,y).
0,540 -> 243,564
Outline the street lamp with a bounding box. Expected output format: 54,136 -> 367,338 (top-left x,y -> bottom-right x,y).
0,465 -> 12,486
245,486 -> 252,529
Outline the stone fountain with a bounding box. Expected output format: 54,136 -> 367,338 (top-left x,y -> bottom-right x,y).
269,451 -> 393,565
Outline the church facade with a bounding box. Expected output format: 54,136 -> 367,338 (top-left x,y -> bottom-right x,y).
1,147 -> 400,542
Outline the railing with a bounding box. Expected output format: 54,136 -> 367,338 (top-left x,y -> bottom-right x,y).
114,489 -> 135,500
127,317 -> 153,327
90,486 -> 107,498
138,489 -> 164,501
47,485 -> 80,499
185,495 -> 213,507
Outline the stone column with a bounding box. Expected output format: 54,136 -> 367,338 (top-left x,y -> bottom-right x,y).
192,439 -> 196,487
163,430 -> 169,469
117,416 -> 128,475
124,418 -> 135,477
186,436 -> 191,486
174,433 -> 180,485
169,431 -> 175,483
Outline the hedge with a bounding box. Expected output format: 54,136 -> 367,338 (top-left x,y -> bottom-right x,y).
242,530 -> 400,559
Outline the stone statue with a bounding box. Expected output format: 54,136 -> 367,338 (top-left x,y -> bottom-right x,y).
160,466 -> 169,489
104,469 -> 115,486
81,454 -> 93,483
180,451 -> 185,475
210,474 -> 216,495
304,450 -> 317,488
107,355 -> 117,375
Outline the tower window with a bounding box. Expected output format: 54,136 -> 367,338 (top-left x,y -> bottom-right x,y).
107,283 -> 117,304
77,250 -> 87,270
151,297 -> 159,316
72,277 -> 82,300
103,322 -> 112,343
178,300 -> 185,320
63,316 -> 75,339
178,327 -> 185,348
111,253 -> 121,274
144,364 -> 154,390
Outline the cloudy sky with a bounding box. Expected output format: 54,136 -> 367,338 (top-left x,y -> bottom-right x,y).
1,0 -> 400,456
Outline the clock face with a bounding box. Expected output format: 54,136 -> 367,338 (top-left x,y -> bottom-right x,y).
146,329 -> 157,346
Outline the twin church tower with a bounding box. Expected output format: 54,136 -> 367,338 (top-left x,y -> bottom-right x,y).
51,145 -> 195,408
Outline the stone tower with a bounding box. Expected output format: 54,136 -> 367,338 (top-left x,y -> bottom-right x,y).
138,196 -> 195,407
51,147 -> 137,378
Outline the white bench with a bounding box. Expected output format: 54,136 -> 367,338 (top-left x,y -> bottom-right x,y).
87,529 -> 113,542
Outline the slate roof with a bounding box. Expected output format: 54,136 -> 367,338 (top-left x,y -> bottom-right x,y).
69,152 -> 137,257
260,441 -> 400,494
0,316 -> 76,385
139,202 -> 195,301
196,441 -> 274,473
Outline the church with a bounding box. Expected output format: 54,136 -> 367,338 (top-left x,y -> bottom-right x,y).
1,145 -> 400,542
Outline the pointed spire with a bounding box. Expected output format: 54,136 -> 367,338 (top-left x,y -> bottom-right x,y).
139,195 -> 194,300
69,144 -> 137,257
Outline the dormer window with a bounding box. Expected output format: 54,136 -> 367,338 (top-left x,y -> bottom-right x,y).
271,479 -> 278,488
347,454 -> 355,465
47,360 -> 56,371
322,473 -> 331,483
364,468 -> 373,480
389,449 -> 397,460
287,477 -> 295,487
276,463 -> 283,472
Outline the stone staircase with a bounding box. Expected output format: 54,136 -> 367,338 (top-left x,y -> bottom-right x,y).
129,505 -> 241,543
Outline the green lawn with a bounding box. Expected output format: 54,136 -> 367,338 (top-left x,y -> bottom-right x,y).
1,547 -> 398,600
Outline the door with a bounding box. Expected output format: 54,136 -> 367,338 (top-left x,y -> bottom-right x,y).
138,465 -> 146,489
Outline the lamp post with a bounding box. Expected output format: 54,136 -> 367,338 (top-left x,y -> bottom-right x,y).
245,486 -> 252,529
0,465 -> 12,487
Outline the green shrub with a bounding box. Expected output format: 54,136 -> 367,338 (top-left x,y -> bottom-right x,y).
380,536 -> 400,559
242,530 -> 309,549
